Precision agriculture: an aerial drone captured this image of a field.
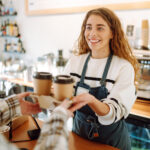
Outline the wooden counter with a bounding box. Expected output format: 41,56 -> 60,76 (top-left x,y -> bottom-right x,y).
11,117 -> 118,150
131,99 -> 150,119
127,99 -> 150,129
0,75 -> 33,88
69,132 -> 118,150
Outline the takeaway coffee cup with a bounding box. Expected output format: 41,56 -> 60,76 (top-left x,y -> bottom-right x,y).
33,72 -> 53,96
53,75 -> 74,101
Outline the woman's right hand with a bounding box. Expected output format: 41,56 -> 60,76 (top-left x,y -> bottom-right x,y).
68,93 -> 96,112
59,97 -> 89,117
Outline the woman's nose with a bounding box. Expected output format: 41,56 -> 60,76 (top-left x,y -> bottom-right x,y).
89,29 -> 97,36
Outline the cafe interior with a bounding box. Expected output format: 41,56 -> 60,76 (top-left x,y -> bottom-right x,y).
0,0 -> 150,150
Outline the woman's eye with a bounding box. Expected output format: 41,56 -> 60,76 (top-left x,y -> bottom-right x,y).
97,27 -> 103,31
86,26 -> 92,30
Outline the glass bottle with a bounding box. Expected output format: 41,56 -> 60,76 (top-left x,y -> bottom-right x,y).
8,0 -> 14,15
56,49 -> 65,67
56,49 -> 65,75
17,38 -> 22,52
141,20 -> 149,50
13,21 -> 19,37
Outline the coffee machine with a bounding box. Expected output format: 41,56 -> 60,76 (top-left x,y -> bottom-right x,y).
137,58 -> 150,100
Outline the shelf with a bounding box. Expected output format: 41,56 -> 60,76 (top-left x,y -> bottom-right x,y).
0,35 -> 19,38
0,13 -> 17,17
133,49 -> 150,60
3,50 -> 25,54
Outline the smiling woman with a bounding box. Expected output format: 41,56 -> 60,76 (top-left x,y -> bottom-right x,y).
63,7 -> 139,150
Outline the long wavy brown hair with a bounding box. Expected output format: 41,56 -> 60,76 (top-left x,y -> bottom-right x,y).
75,7 -> 140,87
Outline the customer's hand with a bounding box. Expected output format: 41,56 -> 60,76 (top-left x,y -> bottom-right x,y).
17,92 -> 42,115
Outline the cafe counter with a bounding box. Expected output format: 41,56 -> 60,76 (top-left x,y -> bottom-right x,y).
9,116 -> 119,150
0,74 -> 150,149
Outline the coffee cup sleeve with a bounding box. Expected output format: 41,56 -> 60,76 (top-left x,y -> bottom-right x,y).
30,94 -> 56,110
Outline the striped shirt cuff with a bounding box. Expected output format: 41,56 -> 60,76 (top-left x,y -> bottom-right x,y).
0,95 -> 21,125
96,104 -> 115,125
5,95 -> 21,116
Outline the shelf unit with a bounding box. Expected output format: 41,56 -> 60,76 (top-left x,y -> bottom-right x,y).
0,14 -> 25,54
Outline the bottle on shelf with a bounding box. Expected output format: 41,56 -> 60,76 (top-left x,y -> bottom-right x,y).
0,22 -> 3,35
13,21 -> 19,37
0,22 -> 2,35
126,25 -> 135,48
2,21 -> 6,35
4,39 -> 7,51
9,20 -> 13,36
0,0 -> 3,16
8,0 -> 14,15
6,19 -> 9,36
17,38 -> 22,52
17,37 -> 25,53
141,19 -> 149,50
55,49 -> 66,75
5,39 -> 11,52
0,0 -> 5,16
56,49 -> 65,67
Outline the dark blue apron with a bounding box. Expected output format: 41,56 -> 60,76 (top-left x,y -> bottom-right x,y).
73,53 -> 131,150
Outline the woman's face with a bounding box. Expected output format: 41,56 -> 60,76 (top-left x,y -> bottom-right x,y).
84,15 -> 113,55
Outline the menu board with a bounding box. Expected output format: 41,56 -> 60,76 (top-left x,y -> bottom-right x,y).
28,0 -> 102,11
25,0 -> 150,15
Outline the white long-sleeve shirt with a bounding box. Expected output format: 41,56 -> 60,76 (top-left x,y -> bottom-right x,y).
63,53 -> 137,125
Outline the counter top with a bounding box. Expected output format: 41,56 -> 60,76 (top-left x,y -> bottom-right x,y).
11,116 -> 118,150
131,99 -> 150,119
127,99 -> 150,128
0,74 -> 33,87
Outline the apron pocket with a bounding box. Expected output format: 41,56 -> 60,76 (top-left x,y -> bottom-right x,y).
72,113 -> 100,140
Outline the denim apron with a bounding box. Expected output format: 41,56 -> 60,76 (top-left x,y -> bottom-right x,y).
73,53 -> 131,150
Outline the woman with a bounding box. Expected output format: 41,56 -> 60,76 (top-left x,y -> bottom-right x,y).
64,7 -> 139,150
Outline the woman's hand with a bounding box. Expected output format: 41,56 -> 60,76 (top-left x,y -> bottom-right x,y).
70,93 -> 110,116
17,92 -> 42,115
59,99 -> 75,117
58,94 -> 94,117
69,93 -> 96,112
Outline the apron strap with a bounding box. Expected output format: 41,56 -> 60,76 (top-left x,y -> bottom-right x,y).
80,53 -> 91,83
80,52 -> 113,86
100,52 -> 113,86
